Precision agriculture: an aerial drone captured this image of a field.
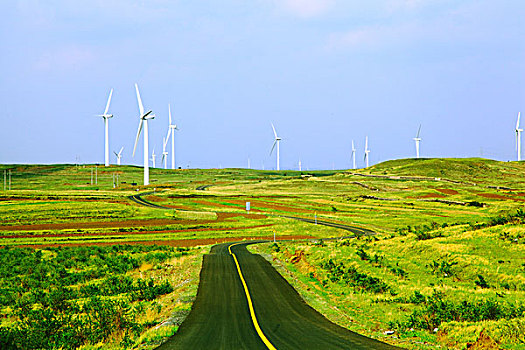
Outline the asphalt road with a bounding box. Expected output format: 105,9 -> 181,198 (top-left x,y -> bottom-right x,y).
157,242 -> 401,350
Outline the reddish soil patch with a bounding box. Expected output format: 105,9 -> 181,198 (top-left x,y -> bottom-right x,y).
436,188 -> 459,195
13,235 -> 314,249
476,192 -> 525,202
418,194 -> 447,199
1,224 -> 274,239
222,199 -> 333,215
217,212 -> 267,220
143,195 -> 167,203
1,211 -> 267,232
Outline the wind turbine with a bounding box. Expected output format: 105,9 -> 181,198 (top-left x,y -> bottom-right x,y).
96,89 -> 113,167
165,104 -> 179,169
351,140 -> 356,169
270,123 -> 282,170
299,159 -> 302,171
132,84 -> 155,185
151,148 -> 156,168
364,136 -> 370,168
413,125 -> 422,158
516,112 -> 522,161
113,147 -> 124,166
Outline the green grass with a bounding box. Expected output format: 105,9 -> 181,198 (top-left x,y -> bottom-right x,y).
1,158 -> 525,348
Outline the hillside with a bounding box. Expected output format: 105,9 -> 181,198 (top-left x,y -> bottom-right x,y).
359,158 -> 525,188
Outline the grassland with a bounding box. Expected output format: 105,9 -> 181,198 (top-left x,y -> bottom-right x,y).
0,158 -> 524,349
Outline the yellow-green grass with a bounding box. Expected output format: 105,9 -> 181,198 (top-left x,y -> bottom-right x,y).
1,158 -> 524,349
250,220 -> 525,349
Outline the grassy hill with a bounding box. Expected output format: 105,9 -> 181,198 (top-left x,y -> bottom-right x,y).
360,158 -> 525,187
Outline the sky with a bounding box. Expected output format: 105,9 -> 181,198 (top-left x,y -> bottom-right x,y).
1,0 -> 524,170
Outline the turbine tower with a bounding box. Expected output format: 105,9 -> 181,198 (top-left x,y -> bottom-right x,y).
413,124 -> 422,158
351,140 -> 356,169
270,123 -> 282,170
96,89 -> 113,167
516,112 -> 522,161
364,136 -> 370,168
113,147 -> 124,166
166,104 -> 179,169
132,84 -> 155,185
151,148 -> 156,168
299,159 -> 302,171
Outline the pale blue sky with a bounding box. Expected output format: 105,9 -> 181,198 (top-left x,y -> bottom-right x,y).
1,0 -> 524,169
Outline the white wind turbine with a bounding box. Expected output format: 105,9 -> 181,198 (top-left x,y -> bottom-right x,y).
96,89 -> 113,167
151,148 -> 156,168
364,136 -> 370,168
516,112 -> 522,161
165,104 -> 179,170
413,125 -> 422,158
270,123 -> 282,170
351,140 -> 356,169
132,84 -> 155,185
113,147 -> 124,166
299,159 -> 302,171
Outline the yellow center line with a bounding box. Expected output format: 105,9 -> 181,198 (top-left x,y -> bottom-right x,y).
228,243 -> 277,350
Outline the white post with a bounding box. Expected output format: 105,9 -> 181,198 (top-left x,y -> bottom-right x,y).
91,168 -> 93,185
8,170 -> 11,190
3,170 -> 5,191
315,212 -> 317,225
273,230 -> 276,243
144,119 -> 150,185
95,166 -> 98,185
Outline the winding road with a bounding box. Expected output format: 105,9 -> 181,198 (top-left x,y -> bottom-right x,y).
157,242 -> 400,349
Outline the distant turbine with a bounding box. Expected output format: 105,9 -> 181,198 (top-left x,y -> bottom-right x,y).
113,147 -> 124,166
165,104 -> 179,169
96,89 -> 113,167
516,112 -> 522,161
270,123 -> 282,170
351,140 -> 356,169
364,136 -> 370,168
151,148 -> 156,168
132,84 -> 155,185
413,124 -> 422,159
299,159 -> 302,171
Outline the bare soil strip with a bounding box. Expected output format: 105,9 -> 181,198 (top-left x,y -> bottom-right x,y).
0,224 -> 275,239
14,235 -> 313,249
0,212 -> 267,232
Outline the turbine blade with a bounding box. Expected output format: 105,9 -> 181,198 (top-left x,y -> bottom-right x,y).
162,137 -> 167,152
132,119 -> 143,157
113,151 -> 118,156
517,112 -> 521,130
416,124 -> 422,138
168,104 -> 172,125
135,83 -> 145,117
271,122 -> 278,139
270,140 -> 277,155
119,146 -> 124,156
165,128 -> 172,146
104,88 -> 113,115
